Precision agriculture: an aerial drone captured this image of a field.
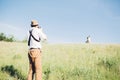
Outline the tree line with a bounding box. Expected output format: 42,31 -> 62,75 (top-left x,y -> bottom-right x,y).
0,33 -> 15,42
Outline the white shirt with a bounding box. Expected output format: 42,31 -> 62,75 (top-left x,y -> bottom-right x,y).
28,27 -> 47,49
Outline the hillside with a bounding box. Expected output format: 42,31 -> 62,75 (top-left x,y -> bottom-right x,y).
0,42 -> 120,80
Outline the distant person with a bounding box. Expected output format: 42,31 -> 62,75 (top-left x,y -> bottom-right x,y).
27,20 -> 47,80
86,35 -> 91,43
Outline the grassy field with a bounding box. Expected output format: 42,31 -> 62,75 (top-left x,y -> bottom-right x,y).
0,42 -> 120,80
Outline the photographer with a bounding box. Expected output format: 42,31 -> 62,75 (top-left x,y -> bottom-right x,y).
27,20 -> 47,80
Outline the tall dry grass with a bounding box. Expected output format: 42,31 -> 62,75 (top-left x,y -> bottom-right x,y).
0,42 -> 120,80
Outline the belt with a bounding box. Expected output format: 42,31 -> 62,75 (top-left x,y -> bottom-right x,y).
30,48 -> 40,50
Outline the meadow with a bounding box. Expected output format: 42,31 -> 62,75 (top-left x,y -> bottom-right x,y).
0,42 -> 120,80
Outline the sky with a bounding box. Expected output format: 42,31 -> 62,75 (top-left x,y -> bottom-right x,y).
0,0 -> 120,43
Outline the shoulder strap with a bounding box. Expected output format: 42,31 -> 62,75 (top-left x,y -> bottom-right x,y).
28,30 -> 31,46
28,30 -> 41,46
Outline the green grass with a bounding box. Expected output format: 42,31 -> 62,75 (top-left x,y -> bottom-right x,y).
0,42 -> 120,80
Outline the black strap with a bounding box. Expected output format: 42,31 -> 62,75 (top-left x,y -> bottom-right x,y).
28,30 -> 41,46
28,32 -> 31,46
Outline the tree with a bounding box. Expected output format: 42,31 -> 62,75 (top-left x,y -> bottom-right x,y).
0,33 -> 6,41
